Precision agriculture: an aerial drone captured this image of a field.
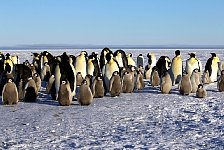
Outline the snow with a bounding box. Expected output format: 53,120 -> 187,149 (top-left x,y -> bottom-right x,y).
0,49 -> 224,149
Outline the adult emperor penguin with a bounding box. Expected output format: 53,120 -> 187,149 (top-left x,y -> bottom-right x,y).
2,78 -> 18,105
136,70 -> 145,90
75,51 -> 87,78
92,74 -> 105,98
185,53 -> 202,77
217,70 -> 224,92
100,47 -> 113,70
160,71 -> 172,94
204,53 -> 220,82
137,54 -> 144,68
170,50 -> 182,85
190,69 -> 201,93
46,75 -> 55,94
87,53 -> 99,76
57,80 -> 72,106
151,66 -> 160,87
156,56 -> 171,78
78,79 -> 93,106
41,62 -> 51,81
54,60 -> 61,100
109,71 -> 122,97
196,84 -> 207,98
113,50 -> 128,70
103,53 -> 120,93
179,71 -> 192,95
4,53 -> 13,74
127,53 -> 136,67
24,77 -> 38,102
122,71 -> 134,93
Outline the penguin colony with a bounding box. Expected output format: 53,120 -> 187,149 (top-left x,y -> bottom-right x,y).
0,48 -> 223,106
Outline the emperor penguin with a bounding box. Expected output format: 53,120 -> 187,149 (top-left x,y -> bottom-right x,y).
179,71 -> 192,95
156,56 -> 171,77
41,62 -> 51,81
85,74 -> 93,88
33,73 -> 41,92
54,61 -> 61,100
204,53 -> 220,82
151,66 -> 160,87
69,56 -> 76,97
87,54 -> 96,76
24,77 -> 38,102
75,51 -> 87,78
145,53 -> 156,80
190,69 -> 201,93
2,78 -> 18,105
46,75 -> 55,94
92,74 -> 105,98
202,70 -> 211,84
109,71 -> 122,97
185,53 -> 202,77
99,47 -> 113,70
113,50 -> 128,70
170,50 -> 182,85
127,53 -> 136,67
136,70 -> 145,90
76,72 -> 84,86
103,53 -> 120,93
4,53 -> 13,74
160,71 -> 172,94
78,79 -> 93,106
196,84 -> 207,98
217,70 -> 224,92
122,71 -> 134,93
29,63 -> 37,76
18,79 -> 24,100
137,54 -> 144,68
57,80 -> 72,106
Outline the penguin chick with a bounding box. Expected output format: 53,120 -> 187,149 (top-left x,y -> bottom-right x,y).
196,84 -> 207,98
78,79 -> 93,106
179,72 -> 192,95
122,71 -> 134,93
217,70 -> 224,92
190,69 -> 201,93
76,72 -> 84,86
33,73 -> 41,92
160,71 -> 172,94
136,71 -> 145,90
92,74 -> 104,98
2,78 -> 18,105
24,77 -> 38,102
151,67 -> 160,87
57,80 -> 72,106
109,71 -> 122,96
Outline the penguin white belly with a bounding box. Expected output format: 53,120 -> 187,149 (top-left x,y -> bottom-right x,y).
104,63 -> 119,90
54,65 -> 61,99
186,60 -> 199,76
87,61 -> 94,76
171,59 -> 182,80
116,56 -> 123,68
76,59 -> 87,77
70,63 -> 77,97
210,62 -> 219,82
128,58 -> 136,66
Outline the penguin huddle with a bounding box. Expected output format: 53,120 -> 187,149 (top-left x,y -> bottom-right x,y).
1,49 -> 224,106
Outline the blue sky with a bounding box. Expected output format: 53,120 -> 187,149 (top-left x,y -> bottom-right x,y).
0,0 -> 223,46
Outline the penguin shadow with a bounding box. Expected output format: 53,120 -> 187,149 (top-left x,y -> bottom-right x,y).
37,92 -> 59,106
133,86 -> 161,94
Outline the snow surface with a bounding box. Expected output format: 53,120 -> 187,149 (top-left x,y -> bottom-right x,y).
0,49 -> 224,149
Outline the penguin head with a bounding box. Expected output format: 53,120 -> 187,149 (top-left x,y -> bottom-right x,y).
124,71 -> 129,75
139,54 -> 143,56
128,53 -> 133,57
188,53 -> 196,58
211,53 -> 216,58
198,84 -> 203,89
44,62 -> 49,66
175,50 -> 180,56
106,53 -> 113,62
82,79 -> 87,85
113,71 -> 119,76
81,51 -> 88,58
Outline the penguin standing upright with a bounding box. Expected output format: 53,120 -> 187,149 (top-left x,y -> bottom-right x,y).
18,79 -> 24,100
57,80 -> 72,106
54,61 -> 61,100
100,47 -> 113,70
137,54 -> 144,68
202,70 -> 211,84
151,67 -> 160,87
85,74 -> 93,88
69,56 -> 76,97
41,62 -> 51,81
109,71 -> 122,97
75,51 -> 87,78
160,71 -> 172,94
185,53 -> 202,77
136,71 -> 145,90
179,72 -> 192,95
46,75 -> 55,94
190,69 -> 201,93
76,72 -> 83,86
2,78 -> 18,105
78,79 -> 93,106
113,50 -> 128,70
196,84 -> 207,98
103,53 -> 120,93
156,56 -> 171,78
170,50 -> 182,85
204,53 -> 220,82
92,74 -> 105,98
127,53 -> 136,67
87,54 -> 96,76
4,53 -> 13,74
122,71 -> 134,93
145,53 -> 156,80
217,70 -> 224,92
33,73 -> 41,92
24,77 -> 38,102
